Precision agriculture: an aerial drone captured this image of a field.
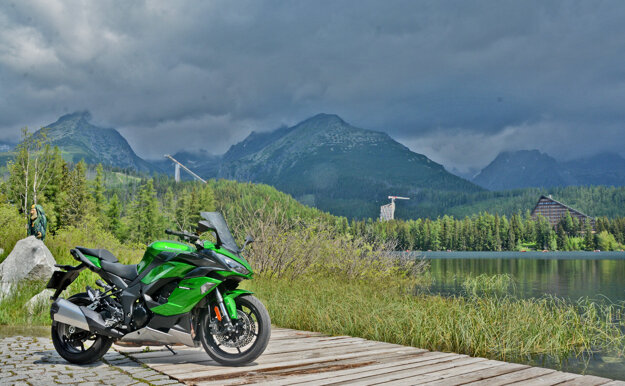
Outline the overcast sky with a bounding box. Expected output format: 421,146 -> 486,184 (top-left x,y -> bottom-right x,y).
1,1 -> 624,173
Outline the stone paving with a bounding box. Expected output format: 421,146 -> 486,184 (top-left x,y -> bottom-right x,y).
0,336 -> 182,385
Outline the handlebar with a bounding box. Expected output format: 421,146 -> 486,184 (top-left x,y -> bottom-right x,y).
165,229 -> 200,241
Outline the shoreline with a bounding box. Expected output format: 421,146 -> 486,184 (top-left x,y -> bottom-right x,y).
397,250 -> 625,260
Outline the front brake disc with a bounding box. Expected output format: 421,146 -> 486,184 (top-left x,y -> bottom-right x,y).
215,310 -> 256,348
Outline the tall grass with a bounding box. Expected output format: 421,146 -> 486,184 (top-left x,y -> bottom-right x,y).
462,273 -> 516,298
249,276 -> 625,364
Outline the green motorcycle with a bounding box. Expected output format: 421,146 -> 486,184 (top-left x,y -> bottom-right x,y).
46,212 -> 270,365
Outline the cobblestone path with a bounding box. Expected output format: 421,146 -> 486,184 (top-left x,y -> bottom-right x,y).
0,336 -> 181,385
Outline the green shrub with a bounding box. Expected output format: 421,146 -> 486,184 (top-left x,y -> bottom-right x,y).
0,203 -> 25,263
596,231 -> 624,251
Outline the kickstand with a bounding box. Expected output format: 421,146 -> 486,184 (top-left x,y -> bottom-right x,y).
165,345 -> 177,355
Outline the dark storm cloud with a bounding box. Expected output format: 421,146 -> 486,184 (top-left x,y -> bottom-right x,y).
1,1 -> 624,170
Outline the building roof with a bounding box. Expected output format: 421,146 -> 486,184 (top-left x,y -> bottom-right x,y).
531,195 -> 594,219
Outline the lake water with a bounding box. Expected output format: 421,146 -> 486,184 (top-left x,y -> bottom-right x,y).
407,251 -> 625,302
407,251 -> 625,380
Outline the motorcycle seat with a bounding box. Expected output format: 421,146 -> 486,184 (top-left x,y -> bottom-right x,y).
100,260 -> 138,281
76,247 -> 118,263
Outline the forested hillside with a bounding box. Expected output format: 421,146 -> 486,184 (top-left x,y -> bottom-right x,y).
1,134 -> 623,256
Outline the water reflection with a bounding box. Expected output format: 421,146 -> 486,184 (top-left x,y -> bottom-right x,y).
419,252 -> 625,302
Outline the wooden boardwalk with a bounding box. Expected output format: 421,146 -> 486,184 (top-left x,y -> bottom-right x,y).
114,327 -> 624,385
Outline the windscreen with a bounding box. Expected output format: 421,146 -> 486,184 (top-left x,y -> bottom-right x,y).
199,212 -> 240,253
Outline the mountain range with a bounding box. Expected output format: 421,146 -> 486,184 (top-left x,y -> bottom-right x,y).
163,114 -> 482,217
33,111 -> 156,173
473,149 -> 625,190
3,111 -> 625,218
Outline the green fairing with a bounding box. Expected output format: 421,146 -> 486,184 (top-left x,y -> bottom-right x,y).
137,240 -> 195,274
223,289 -> 254,319
150,277 -> 220,316
203,241 -> 253,275
140,262 -> 195,284
84,255 -> 101,268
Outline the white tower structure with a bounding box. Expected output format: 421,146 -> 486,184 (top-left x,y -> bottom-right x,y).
165,155 -> 207,183
174,163 -> 181,182
380,196 -> 410,221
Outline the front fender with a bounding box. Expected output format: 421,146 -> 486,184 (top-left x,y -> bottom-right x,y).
222,289 -> 254,319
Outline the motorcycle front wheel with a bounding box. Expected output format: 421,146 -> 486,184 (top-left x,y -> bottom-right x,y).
199,294 -> 271,366
50,293 -> 114,364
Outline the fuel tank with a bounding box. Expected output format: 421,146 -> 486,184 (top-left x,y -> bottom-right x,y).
137,240 -> 195,274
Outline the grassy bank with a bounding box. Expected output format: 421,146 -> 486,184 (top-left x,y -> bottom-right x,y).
248,276 -> 625,364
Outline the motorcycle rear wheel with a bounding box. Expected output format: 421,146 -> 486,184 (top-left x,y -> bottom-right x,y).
200,294 -> 271,366
51,293 -> 114,364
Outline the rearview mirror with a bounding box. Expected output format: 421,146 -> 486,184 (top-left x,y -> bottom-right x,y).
241,235 -> 254,251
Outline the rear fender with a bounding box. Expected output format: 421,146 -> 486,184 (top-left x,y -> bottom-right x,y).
222,289 -> 253,320
46,264 -> 86,300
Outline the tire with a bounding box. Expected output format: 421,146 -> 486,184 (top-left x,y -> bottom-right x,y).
200,294 -> 271,366
51,293 -> 114,364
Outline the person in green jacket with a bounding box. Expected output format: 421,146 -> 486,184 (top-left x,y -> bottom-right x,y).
28,204 -> 47,241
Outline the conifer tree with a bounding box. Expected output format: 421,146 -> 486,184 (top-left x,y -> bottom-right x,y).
130,179 -> 162,242
107,193 -> 122,239
584,220 -> 595,251
93,164 -> 106,216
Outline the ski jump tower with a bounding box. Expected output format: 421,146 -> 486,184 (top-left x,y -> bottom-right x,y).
380,196 -> 410,221
164,155 -> 206,183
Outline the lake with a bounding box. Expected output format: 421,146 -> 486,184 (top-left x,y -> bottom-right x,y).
407,251 -> 625,302
407,251 -> 625,380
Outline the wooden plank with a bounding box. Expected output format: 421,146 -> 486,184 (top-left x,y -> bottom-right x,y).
421,362 -> 530,385
150,340 -> 388,373
194,352 -> 457,386
154,344 -> 418,374
465,366 -> 557,385
264,337 -> 370,352
263,342 -> 387,359
133,337 -> 378,370
379,360 -> 506,386
162,344 -> 419,375
505,370 -> 580,385
177,347 -> 424,382
257,352 -> 460,386
328,356 -> 485,385
268,335 -> 361,344
116,326 -> 620,386
559,375 -> 616,386
263,339 -> 374,356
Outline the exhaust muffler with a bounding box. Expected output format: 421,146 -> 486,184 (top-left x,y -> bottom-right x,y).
51,298 -> 123,338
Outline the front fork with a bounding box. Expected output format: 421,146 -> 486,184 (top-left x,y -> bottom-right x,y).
213,287 -> 236,333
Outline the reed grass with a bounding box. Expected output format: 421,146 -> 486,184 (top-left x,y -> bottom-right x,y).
248,275 -> 625,364
462,273 -> 517,298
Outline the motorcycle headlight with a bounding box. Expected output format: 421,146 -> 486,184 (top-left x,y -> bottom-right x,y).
222,256 -> 249,275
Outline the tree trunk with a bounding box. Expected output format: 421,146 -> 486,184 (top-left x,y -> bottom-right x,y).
32,155 -> 38,205
23,153 -> 29,223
